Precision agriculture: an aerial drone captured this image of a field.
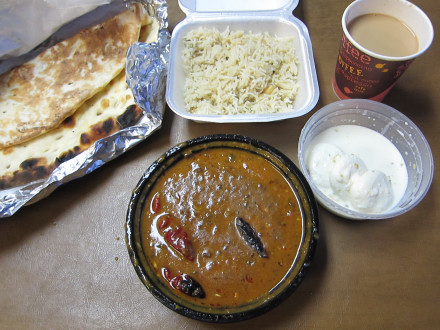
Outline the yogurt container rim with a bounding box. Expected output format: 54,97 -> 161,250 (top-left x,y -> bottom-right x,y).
165,0 -> 319,123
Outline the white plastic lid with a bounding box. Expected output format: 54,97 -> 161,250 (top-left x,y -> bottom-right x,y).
178,0 -> 299,14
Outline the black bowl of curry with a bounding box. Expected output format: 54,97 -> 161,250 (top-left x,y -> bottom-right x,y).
126,134 -> 319,323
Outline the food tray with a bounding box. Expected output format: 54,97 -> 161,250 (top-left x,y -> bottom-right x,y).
166,0 -> 319,123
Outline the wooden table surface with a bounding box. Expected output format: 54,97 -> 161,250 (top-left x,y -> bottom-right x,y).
1,0 -> 439,329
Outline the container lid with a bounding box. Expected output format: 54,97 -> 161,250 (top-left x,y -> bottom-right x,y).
178,0 -> 299,15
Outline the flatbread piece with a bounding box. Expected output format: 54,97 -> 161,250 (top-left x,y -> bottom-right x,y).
0,7 -> 159,190
0,71 -> 143,189
0,5 -> 144,149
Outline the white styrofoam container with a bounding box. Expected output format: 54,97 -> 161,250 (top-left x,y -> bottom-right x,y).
166,0 -> 319,123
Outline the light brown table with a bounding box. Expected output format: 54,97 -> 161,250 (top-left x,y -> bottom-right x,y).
1,0 -> 439,328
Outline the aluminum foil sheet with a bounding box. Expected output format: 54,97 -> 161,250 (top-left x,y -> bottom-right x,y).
0,0 -> 170,217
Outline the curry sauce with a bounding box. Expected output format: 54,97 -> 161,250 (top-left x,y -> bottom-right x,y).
140,147 -> 303,307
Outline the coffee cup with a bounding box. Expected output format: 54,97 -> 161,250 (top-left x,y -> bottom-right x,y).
333,0 -> 434,101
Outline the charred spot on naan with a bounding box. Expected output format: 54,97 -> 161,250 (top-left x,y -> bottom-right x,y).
0,104 -> 143,190
116,104 -> 144,128
0,158 -> 57,190
59,104 -> 143,159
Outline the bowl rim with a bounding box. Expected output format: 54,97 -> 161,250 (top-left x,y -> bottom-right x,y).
126,134 -> 319,322
298,99 -> 434,220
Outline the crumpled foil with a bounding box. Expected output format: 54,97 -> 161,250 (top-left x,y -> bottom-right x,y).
0,0 -> 170,217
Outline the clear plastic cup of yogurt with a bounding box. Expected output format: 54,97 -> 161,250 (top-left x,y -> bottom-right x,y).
298,99 -> 433,220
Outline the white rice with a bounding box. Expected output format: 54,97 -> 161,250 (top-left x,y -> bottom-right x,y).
183,27 -> 300,115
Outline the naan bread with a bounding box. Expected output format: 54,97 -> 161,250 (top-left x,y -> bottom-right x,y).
0,8 -> 159,190
0,71 -> 143,189
0,5 -> 145,149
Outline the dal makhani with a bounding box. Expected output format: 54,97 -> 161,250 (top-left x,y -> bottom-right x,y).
140,147 -> 303,307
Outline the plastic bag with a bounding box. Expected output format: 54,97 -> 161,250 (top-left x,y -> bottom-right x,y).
0,0 -> 111,59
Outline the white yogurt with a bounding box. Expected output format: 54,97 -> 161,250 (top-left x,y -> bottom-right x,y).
305,125 -> 408,214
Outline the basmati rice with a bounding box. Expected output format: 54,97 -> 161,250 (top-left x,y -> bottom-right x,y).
183,27 -> 299,115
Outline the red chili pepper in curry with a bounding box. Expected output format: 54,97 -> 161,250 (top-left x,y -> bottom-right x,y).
158,215 -> 195,261
151,193 -> 195,262
161,267 -> 206,298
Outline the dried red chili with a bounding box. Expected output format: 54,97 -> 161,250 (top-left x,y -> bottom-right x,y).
157,215 -> 195,261
161,267 -> 206,298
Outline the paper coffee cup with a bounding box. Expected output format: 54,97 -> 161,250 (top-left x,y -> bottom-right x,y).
333,0 -> 434,101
